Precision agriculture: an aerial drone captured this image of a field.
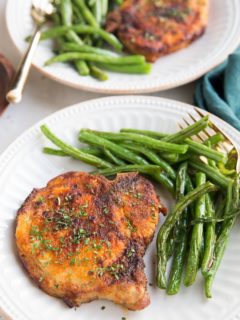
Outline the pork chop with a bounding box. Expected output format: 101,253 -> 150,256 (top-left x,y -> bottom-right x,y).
16,172 -> 162,310
106,0 -> 209,62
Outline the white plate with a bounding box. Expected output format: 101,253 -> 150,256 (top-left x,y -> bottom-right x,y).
5,0 -> 240,94
0,96 -> 240,320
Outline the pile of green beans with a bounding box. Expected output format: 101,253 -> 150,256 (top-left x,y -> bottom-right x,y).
40,115 -> 240,298
34,0 -> 151,80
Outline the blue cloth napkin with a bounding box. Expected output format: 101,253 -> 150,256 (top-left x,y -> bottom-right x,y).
194,48 -> 240,131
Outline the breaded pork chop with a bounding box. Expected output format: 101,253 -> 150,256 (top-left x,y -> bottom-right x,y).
16,172 -> 162,310
106,0 -> 209,62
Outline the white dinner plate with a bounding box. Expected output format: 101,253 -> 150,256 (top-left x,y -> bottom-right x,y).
0,96 -> 240,320
5,0 -> 240,94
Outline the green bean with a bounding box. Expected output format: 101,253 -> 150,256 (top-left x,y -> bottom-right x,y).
73,0 -> 99,27
92,0 -> 102,25
40,125 -> 112,169
189,159 -> 231,189
167,210 -> 189,294
120,143 -> 176,179
72,3 -> 85,24
226,149 -> 238,171
217,163 -> 235,176
102,148 -> 126,166
167,162 -> 188,295
61,42 -> 116,56
96,62 -> 152,74
223,179 -> 234,224
185,139 -> 227,164
60,0 -> 83,45
120,128 -> 168,139
79,131 -> 148,164
184,173 -> 206,287
215,196 -> 227,236
43,147 -> 69,157
205,141 -> 217,169
121,117 -> 208,142
45,52 -> 145,66
60,0 -> 89,74
204,133 -> 225,146
191,209 -> 240,224
163,116 -> 209,143
92,164 -> 162,176
205,178 -> 238,298
157,181 -> 218,289
101,0 -> 108,23
43,146 -> 103,157
175,162 -> 188,201
201,194 -> 216,277
51,11 -> 61,26
161,153 -> 179,163
40,25 -> 123,51
185,174 -> 195,216
88,63 -> 108,81
166,235 -> 175,261
80,130 -> 189,154
79,131 -> 174,192
74,60 -> 90,75
151,172 -> 174,193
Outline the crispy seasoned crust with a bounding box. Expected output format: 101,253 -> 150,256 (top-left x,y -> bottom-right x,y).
16,172 -> 161,310
106,0 -> 209,62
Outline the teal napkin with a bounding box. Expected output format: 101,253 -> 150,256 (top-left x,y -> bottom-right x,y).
194,48 -> 240,131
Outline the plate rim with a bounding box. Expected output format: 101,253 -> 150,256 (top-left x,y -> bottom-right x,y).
5,0 -> 240,94
1,95 -> 240,320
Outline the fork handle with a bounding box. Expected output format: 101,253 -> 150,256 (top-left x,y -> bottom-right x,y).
6,27 -> 41,104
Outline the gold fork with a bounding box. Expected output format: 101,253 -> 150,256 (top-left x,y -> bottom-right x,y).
179,108 -> 240,173
6,0 -> 54,104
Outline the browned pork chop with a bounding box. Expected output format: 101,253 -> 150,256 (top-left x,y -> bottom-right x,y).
106,0 -> 209,62
16,172 -> 163,310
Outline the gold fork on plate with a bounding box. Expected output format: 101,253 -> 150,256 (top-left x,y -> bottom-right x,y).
6,0 -> 54,104
179,108 -> 240,173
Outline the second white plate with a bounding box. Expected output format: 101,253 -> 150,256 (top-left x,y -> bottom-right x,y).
0,96 -> 240,320
6,0 -> 240,93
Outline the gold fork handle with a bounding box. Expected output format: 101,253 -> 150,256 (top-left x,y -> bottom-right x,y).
6,27 -> 41,104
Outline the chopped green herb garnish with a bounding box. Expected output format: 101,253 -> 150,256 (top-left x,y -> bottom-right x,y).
126,218 -> 137,232
103,207 -> 109,215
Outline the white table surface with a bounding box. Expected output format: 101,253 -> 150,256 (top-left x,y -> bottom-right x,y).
0,0 -> 197,155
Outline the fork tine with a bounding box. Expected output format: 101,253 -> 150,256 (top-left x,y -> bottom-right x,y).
180,111 -> 230,153
194,108 -> 207,118
196,109 -> 234,152
187,112 -> 209,141
186,108 -> 239,172
194,108 -> 232,143
179,114 -> 204,142
193,109 -> 232,152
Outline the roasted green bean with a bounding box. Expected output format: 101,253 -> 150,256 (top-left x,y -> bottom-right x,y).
40,25 -> 123,51
184,172 -> 206,287
157,182 -> 218,289
120,143 -> 176,179
205,178 -> 239,298
45,52 -> 145,66
41,125 -> 112,168
80,130 -> 189,154
201,194 -> 216,277
189,159 -> 231,189
167,162 -> 189,295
